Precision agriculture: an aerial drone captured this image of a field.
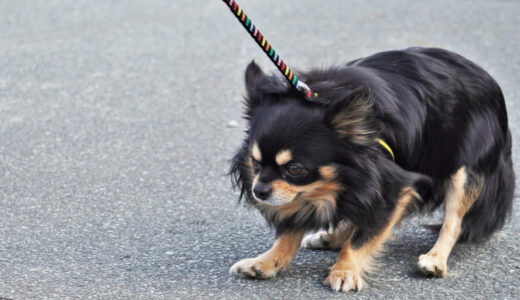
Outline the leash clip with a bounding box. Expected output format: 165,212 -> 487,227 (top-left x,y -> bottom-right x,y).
296,81 -> 316,100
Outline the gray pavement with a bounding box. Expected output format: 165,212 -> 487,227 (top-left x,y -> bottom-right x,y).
1,0 -> 519,299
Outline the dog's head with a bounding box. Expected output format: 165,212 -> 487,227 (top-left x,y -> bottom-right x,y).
247,103 -> 342,206
230,62 -> 425,230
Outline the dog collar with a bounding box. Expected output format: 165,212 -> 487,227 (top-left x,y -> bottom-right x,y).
376,138 -> 395,161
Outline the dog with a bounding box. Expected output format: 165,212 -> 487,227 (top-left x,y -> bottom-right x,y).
228,47 -> 514,292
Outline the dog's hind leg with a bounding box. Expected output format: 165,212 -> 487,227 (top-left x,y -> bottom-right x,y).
229,230 -> 305,279
417,166 -> 482,277
325,188 -> 415,292
301,221 -> 354,250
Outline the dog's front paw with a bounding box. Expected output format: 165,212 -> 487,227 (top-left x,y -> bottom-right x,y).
229,257 -> 279,279
417,253 -> 447,277
324,267 -> 365,292
301,231 -> 334,249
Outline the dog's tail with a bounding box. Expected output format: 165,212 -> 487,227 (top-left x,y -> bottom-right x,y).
460,129 -> 515,242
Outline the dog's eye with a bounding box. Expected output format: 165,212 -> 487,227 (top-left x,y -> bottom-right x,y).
287,163 -> 305,177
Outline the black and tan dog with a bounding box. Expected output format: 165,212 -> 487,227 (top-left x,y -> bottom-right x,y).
229,47 -> 514,292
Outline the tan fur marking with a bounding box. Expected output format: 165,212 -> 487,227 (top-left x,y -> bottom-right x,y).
251,142 -> 262,162
274,200 -> 306,218
319,166 -> 336,179
271,179 -> 341,205
418,166 -> 481,277
305,182 -> 341,203
275,150 -> 292,166
326,222 -> 355,248
229,231 -> 305,278
338,188 -> 413,270
458,181 -> 482,218
330,96 -> 375,145
272,180 -> 299,194
254,180 -> 342,227
325,188 -> 415,291
257,184 -> 340,224
246,157 -> 254,176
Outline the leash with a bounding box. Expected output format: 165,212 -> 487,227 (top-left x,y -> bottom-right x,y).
222,0 -> 395,160
221,0 -> 318,100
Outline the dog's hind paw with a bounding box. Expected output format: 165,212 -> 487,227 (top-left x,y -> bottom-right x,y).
325,268 -> 365,292
301,231 -> 333,249
417,253 -> 447,277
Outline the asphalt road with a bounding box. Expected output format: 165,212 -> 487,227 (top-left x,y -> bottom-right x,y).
1,0 -> 519,299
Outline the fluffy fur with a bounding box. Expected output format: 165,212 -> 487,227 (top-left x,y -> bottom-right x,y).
229,47 -> 514,290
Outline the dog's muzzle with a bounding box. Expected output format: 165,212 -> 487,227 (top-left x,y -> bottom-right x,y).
253,183 -> 272,201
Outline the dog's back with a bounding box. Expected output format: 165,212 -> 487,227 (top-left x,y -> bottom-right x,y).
315,47 -> 514,242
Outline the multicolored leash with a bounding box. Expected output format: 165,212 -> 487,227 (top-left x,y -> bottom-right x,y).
221,0 -> 318,100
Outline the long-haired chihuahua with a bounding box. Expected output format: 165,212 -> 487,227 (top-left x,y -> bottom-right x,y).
229,47 -> 514,292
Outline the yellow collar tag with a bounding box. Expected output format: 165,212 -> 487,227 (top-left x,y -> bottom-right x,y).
375,138 -> 395,161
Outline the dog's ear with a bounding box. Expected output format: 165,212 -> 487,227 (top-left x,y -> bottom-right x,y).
324,91 -> 376,145
245,60 -> 266,101
243,61 -> 287,115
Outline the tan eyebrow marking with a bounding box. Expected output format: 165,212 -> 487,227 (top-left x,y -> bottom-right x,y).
319,166 -> 336,179
275,149 -> 292,166
252,142 -> 262,162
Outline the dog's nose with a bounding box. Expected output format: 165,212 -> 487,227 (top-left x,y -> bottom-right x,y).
253,183 -> 272,200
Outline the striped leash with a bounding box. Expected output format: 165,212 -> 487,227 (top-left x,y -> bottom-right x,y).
221,0 -> 318,100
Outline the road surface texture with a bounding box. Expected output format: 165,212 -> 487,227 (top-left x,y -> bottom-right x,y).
1,0 -> 519,299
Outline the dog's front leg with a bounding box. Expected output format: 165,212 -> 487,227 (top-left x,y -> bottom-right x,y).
325,188 -> 415,292
230,230 -> 305,279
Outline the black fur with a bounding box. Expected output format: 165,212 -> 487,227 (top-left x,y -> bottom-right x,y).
230,47 -> 514,243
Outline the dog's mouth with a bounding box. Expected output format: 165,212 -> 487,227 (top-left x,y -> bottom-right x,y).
252,191 -> 303,207
253,192 -> 337,230
257,197 -> 286,206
